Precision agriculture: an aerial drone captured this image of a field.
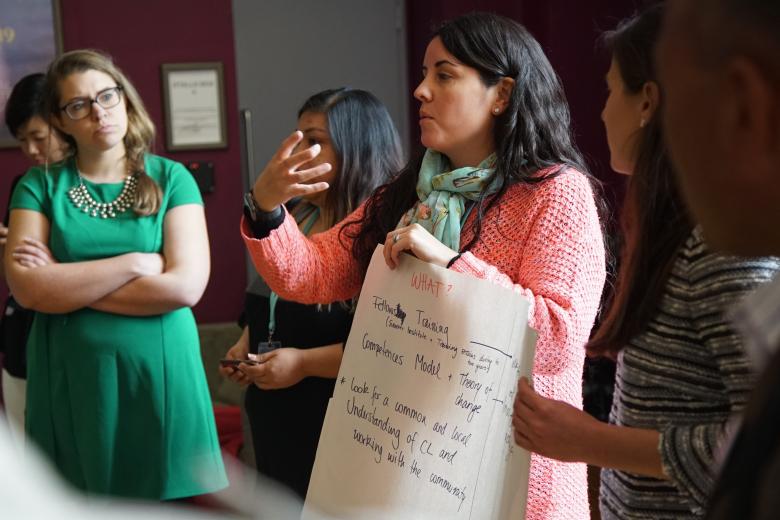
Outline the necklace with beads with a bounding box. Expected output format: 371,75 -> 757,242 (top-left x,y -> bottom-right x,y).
68,171 -> 139,218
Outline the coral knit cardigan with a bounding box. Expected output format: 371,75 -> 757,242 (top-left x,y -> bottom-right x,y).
241,167 -> 606,520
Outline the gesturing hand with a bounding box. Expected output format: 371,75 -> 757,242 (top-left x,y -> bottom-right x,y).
239,347 -> 306,390
12,237 -> 57,268
251,130 -> 331,212
384,224 -> 458,270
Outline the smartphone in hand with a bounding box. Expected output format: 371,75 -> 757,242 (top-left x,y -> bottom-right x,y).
219,358 -> 261,368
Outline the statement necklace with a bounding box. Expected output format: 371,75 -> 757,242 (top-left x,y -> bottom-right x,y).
68,172 -> 139,218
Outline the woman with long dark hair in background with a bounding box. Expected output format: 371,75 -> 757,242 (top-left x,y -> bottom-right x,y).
512,5 -> 780,518
221,87 -> 403,498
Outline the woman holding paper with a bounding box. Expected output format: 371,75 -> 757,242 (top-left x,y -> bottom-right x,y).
221,87 -> 403,498
512,6 -> 780,519
240,12 -> 605,519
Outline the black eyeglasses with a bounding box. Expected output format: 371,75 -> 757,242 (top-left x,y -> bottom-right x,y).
59,86 -> 124,120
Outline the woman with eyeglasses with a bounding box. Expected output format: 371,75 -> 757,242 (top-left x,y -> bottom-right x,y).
3,49 -> 227,499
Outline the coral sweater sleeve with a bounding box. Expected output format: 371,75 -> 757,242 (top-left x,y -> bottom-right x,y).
241,203 -> 367,304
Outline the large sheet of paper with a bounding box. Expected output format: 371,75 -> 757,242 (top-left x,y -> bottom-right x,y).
303,246 -> 536,520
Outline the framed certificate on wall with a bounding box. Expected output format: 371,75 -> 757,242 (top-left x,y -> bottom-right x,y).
161,62 -> 227,151
0,0 -> 62,148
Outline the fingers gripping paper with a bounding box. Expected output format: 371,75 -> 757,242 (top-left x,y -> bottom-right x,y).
303,246 -> 536,520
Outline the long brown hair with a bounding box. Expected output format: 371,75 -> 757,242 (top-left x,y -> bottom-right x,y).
43,49 -> 162,216
587,5 -> 693,357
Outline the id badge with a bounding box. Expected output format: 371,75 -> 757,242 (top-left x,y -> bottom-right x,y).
257,340 -> 282,355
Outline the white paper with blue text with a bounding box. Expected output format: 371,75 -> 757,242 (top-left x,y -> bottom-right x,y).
302,246 -> 536,520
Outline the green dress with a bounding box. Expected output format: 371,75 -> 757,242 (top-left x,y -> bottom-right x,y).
11,155 -> 228,499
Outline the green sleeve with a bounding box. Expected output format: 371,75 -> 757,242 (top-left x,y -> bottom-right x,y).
166,160 -> 204,208
9,167 -> 51,217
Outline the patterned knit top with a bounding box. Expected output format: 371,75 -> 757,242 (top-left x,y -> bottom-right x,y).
600,228 -> 780,519
242,167 -> 606,520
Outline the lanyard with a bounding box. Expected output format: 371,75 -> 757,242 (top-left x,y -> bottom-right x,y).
267,205 -> 320,343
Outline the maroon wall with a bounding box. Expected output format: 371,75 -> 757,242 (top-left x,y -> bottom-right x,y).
2,1 -> 653,323
405,0 -> 639,209
0,0 -> 245,323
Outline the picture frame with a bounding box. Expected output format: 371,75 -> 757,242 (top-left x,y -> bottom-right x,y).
0,0 -> 63,148
161,62 -> 227,151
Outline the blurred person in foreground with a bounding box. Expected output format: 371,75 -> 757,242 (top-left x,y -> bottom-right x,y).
657,1 -> 780,519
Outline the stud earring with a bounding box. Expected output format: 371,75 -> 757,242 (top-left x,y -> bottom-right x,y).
493,107 -> 500,115
639,118 -> 647,128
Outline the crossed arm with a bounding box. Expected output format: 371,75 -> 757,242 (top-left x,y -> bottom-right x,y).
4,205 -> 209,315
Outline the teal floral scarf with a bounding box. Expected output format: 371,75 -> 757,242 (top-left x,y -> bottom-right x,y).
397,149 -> 496,251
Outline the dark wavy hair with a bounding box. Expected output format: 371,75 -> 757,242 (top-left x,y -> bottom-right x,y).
298,88 -> 403,228
587,4 -> 693,357
346,11 -> 595,274
5,73 -> 47,136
